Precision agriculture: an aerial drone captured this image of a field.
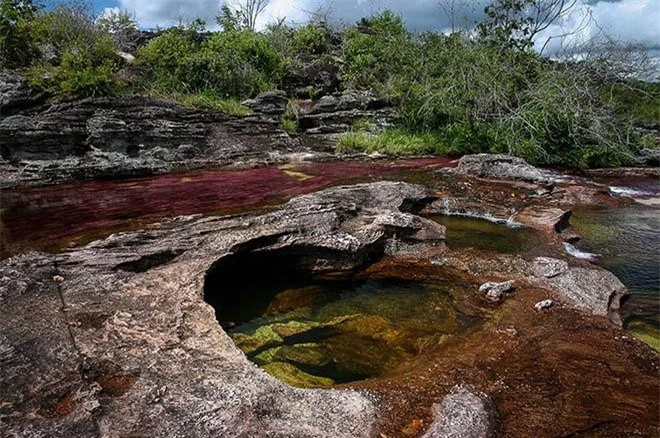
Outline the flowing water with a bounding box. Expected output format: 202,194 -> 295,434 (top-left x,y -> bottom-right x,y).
0,158 -> 454,257
572,203 -> 660,349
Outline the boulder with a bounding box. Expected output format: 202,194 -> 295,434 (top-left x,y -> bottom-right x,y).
454,154 -> 548,183
422,384 -> 496,438
241,90 -> 288,116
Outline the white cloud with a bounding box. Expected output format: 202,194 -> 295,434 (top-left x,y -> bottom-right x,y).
535,0 -> 660,55
116,0 -> 660,55
119,0 -> 220,28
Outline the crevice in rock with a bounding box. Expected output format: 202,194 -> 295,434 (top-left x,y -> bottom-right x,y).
114,250 -> 182,272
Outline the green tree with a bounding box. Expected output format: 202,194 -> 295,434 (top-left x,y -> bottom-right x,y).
96,8 -> 140,52
0,0 -> 41,68
477,0 -> 579,53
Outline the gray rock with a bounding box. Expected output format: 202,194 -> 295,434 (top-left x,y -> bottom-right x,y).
534,299 -> 554,310
479,280 -> 515,302
544,266 -> 627,320
295,91 -> 400,149
422,384 -> 495,438
0,70 -> 38,113
241,90 -> 288,116
455,154 -> 548,182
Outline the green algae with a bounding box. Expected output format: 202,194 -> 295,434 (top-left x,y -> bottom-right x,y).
262,362 -> 335,388
226,278 -> 481,387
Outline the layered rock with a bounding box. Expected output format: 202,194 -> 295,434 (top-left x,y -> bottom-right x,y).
294,91 -> 400,149
0,94 -> 303,186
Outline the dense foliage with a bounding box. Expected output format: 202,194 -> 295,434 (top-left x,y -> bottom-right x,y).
1,0 -> 658,167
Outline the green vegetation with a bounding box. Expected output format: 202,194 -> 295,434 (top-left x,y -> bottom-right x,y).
280,117 -> 298,135
337,130 -> 447,156
1,0 -> 658,167
170,92 -> 250,116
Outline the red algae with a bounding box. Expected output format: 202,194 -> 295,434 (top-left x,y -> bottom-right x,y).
0,158 -> 455,257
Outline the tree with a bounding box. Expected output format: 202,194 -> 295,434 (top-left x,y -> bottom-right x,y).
0,0 -> 41,68
96,8 -> 140,52
220,0 -> 270,32
478,0 -> 580,53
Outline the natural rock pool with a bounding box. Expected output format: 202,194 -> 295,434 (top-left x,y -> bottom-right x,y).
429,215 -> 541,254
207,271 -> 480,387
2,157 -> 658,437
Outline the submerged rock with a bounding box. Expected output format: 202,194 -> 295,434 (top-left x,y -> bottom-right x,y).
422,384 -> 495,438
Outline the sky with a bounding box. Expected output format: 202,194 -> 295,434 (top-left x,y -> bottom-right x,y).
89,0 -> 659,54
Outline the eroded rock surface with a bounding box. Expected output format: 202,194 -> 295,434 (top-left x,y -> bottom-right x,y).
0,94 -> 303,186
0,181 -> 650,437
0,182 -> 443,437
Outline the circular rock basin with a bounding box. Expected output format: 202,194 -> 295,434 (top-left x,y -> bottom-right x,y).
430,215 -> 541,254
204,253 -> 481,387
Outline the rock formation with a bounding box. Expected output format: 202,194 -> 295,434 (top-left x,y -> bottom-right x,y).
1,181 -> 648,437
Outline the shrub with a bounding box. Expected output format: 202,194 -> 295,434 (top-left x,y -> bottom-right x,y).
198,30 -> 286,98
280,117 -> 298,134
29,33 -> 122,98
135,28 -> 200,92
136,28 -> 285,99
291,23 -> 329,55
0,0 -> 41,68
26,1 -> 123,99
342,10 -> 420,95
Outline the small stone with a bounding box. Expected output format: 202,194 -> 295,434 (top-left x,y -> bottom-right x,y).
534,299 -> 553,311
53,275 -> 64,283
479,280 -> 515,302
82,398 -> 101,413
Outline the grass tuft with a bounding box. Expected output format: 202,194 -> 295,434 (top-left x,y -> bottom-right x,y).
336,129 -> 449,155
280,117 -> 298,135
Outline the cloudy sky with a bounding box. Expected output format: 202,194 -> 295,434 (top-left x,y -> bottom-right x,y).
91,0 -> 659,53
